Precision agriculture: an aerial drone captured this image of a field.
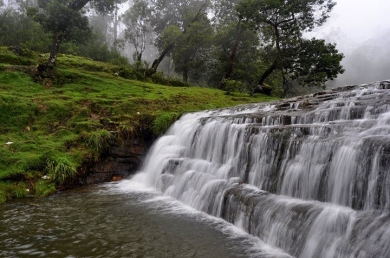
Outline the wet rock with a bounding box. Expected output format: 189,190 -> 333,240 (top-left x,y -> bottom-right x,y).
79,137 -> 154,185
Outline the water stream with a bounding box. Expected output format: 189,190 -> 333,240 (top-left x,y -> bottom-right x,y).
131,81 -> 390,257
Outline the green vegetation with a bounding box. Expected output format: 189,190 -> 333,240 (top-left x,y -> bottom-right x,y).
0,46 -> 276,203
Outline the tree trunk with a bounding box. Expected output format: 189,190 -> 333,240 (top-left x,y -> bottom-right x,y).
219,18 -> 243,89
147,42 -> 175,76
47,33 -> 62,66
113,8 -> 119,43
258,62 -> 277,86
183,68 -> 188,83
137,52 -> 142,62
69,0 -> 90,11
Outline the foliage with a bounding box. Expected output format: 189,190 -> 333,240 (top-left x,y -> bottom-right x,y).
170,13 -> 214,83
29,0 -> 125,65
30,0 -> 92,64
61,30 -> 129,66
237,0 -> 344,95
0,7 -> 51,52
224,79 -> 246,95
284,38 -> 345,88
209,20 -> 263,89
150,73 -> 189,87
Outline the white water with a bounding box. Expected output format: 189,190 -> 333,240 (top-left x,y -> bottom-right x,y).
125,80 -> 390,257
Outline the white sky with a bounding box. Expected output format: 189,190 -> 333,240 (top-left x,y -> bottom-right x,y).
316,0 -> 390,49
311,0 -> 390,85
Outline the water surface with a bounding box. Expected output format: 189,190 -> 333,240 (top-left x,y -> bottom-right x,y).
0,181 -> 288,258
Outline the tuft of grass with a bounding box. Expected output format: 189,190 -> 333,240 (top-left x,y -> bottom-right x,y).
45,156 -> 77,186
84,129 -> 112,153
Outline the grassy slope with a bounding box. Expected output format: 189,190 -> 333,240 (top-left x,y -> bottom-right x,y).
0,46 -> 277,203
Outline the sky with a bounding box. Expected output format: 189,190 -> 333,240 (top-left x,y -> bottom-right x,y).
323,0 -> 390,42
313,0 -> 390,85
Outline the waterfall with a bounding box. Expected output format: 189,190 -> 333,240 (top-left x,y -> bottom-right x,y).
133,80 -> 390,257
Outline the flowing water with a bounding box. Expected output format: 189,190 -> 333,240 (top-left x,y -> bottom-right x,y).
131,81 -> 390,257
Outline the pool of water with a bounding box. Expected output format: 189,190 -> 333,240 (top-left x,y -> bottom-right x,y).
0,181 -> 289,258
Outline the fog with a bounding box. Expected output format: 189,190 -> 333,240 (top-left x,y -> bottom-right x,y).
313,0 -> 390,86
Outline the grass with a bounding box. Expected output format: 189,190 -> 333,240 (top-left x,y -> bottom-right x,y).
0,46 -> 278,203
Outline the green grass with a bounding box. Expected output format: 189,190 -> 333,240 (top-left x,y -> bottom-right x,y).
0,46 -> 278,203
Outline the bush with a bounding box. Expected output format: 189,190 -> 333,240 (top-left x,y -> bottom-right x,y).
118,66 -> 147,81
224,79 -> 245,95
151,73 -> 189,87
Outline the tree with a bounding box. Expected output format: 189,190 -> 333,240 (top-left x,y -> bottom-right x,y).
208,20 -> 262,90
167,13 -> 214,82
146,0 -> 209,76
285,38 -> 344,88
30,0 -> 124,66
237,0 -> 344,95
122,0 -> 151,62
211,0 -> 244,89
0,5 -> 50,51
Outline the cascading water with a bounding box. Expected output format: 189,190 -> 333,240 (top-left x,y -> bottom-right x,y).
132,80 -> 390,257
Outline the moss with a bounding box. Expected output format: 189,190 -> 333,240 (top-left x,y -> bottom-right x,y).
153,112 -> 181,136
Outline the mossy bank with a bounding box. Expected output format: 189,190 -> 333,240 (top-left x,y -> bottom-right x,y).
0,46 -> 277,203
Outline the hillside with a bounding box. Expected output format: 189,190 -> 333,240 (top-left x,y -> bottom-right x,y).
0,46 -> 276,203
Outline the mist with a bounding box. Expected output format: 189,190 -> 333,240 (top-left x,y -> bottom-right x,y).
313,0 -> 390,86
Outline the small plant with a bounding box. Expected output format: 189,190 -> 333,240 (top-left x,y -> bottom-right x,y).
46,156 -> 77,185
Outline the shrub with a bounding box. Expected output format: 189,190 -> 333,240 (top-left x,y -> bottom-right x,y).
224,79 -> 245,95
151,73 -> 189,87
